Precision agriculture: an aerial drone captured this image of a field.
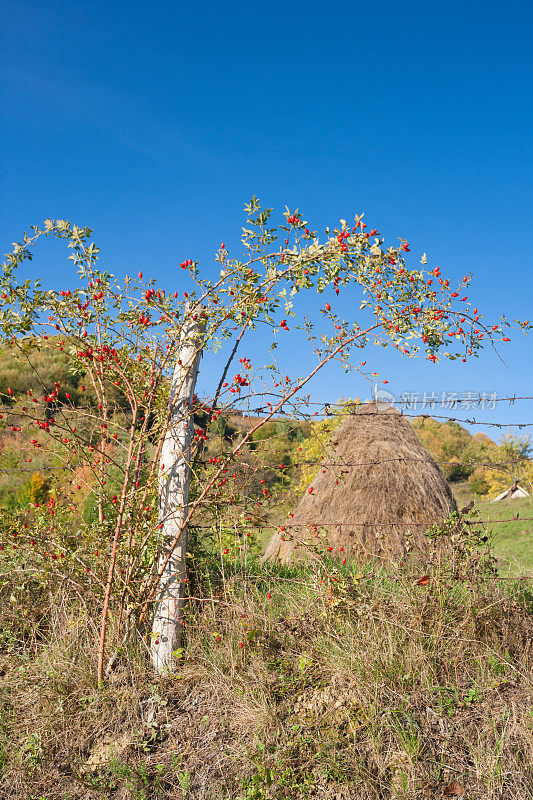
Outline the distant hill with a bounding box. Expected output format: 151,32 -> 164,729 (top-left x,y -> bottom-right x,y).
410,415 -> 497,481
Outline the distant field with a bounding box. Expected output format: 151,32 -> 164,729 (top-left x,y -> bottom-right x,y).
452,482 -> 532,577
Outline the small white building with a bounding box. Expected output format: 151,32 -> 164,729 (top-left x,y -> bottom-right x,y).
491,481 -> 530,502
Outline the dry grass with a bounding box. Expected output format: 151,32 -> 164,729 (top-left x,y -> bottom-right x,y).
264,403 -> 457,564
0,551 -> 531,800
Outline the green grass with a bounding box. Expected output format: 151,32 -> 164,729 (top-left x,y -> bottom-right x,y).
452,482 -> 533,576
477,496 -> 533,576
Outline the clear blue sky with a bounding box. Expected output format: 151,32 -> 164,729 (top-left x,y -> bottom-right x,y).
1,0 -> 532,437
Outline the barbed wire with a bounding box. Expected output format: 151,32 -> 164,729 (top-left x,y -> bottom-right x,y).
248,408 -> 533,427
190,517 -> 532,529
269,519 -> 533,527
210,456 -> 531,470
185,575 -> 533,587
2,454 -> 532,474
277,395 -> 533,407
0,404 -> 532,428
1,394 -> 532,415
2,396 -> 532,412
0,466 -> 82,474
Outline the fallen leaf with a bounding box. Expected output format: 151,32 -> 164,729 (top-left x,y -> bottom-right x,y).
443,780 -> 465,797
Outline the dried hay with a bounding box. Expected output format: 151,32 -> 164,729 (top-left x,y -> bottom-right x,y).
263,402 -> 457,563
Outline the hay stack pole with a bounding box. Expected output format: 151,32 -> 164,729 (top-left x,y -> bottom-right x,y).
151,307 -> 204,674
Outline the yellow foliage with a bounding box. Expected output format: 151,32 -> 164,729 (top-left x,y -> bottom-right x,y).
19,471 -> 51,506
467,435 -> 532,499
481,460 -> 533,499
411,416 -> 497,481
296,399 -> 360,493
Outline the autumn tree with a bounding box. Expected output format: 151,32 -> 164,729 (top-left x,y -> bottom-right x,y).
0,199 -> 527,680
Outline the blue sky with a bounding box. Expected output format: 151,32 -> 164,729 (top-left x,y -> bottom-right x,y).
1,0 -> 532,437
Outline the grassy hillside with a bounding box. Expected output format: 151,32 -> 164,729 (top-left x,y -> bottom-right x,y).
477,496 -> 532,577
451,482 -> 533,577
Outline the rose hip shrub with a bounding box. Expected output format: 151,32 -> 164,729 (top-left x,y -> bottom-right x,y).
0,199 -> 526,683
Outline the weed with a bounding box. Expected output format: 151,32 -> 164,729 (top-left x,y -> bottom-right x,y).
0,556 -> 530,799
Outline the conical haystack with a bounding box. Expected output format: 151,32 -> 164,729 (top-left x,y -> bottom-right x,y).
263,402 -> 457,563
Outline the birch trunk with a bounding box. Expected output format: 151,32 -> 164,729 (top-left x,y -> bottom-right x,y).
151,307 -> 204,673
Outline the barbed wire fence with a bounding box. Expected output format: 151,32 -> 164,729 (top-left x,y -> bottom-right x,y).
1,387 -> 532,690
1,393 -> 532,602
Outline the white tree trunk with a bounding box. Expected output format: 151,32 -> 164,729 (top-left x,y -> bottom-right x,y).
151,308 -> 204,673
